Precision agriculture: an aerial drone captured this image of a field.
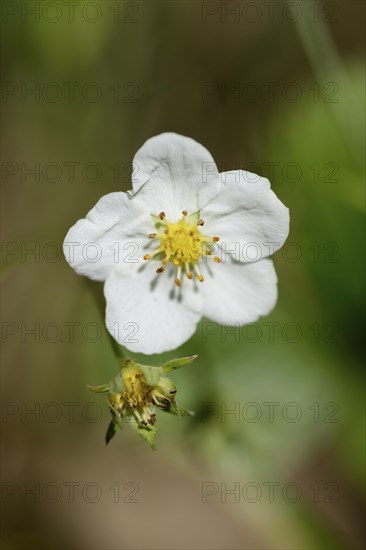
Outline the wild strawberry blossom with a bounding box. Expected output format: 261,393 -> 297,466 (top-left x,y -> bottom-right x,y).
64,133 -> 289,354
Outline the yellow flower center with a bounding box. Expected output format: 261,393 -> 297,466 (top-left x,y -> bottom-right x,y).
119,363 -> 177,427
159,218 -> 205,264
122,365 -> 150,408
144,211 -> 220,285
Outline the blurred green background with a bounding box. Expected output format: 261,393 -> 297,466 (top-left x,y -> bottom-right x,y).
1,1 -> 365,549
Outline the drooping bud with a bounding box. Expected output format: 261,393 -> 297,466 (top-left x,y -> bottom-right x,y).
88,355 -> 196,448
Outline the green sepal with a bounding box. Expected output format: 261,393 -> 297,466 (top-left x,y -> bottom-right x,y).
110,372 -> 124,393
162,399 -> 195,417
151,214 -> 165,230
185,211 -> 200,225
105,420 -> 120,445
87,383 -> 111,393
128,416 -> 157,450
161,355 -> 197,374
138,363 -> 163,386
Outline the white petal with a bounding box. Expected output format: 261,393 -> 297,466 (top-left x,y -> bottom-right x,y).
203,170 -> 289,262
63,192 -> 152,281
104,262 -> 202,354
199,258 -> 278,325
130,133 -> 221,220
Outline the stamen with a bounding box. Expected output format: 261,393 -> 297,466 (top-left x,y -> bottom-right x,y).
185,262 -> 193,279
213,236 -> 220,242
213,257 -> 221,263
194,265 -> 204,283
134,410 -> 145,425
154,391 -> 170,402
197,219 -> 205,226
182,210 -> 187,216
144,248 -> 163,261
175,266 -> 182,286
173,259 -> 180,266
156,266 -> 164,273
148,233 -> 156,239
142,408 -> 153,424
159,212 -> 166,220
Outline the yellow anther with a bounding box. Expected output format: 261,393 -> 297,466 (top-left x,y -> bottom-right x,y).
148,233 -> 157,239
175,278 -> 182,286
198,275 -> 204,282
213,257 -> 221,263
187,272 -> 193,279
213,236 -> 220,242
143,254 -> 151,260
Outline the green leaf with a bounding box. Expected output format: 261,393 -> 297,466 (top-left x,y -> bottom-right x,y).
87,383 -> 111,393
128,416 -> 157,450
105,420 -> 120,445
161,355 -> 197,374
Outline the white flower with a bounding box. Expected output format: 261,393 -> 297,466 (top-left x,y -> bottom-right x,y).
64,133 -> 289,354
